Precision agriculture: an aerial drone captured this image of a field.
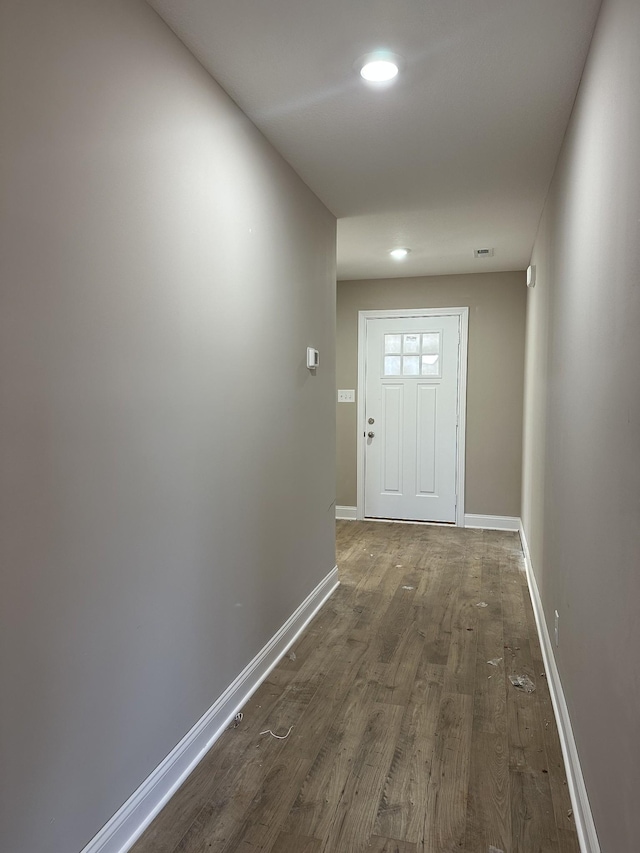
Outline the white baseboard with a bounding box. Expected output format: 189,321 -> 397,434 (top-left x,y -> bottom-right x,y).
464,513 -> 520,531
80,566 -> 339,853
335,505 -> 357,520
519,523 -> 600,853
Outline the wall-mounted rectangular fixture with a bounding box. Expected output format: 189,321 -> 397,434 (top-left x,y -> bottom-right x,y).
527,264 -> 537,287
474,247 -> 494,258
306,347 -> 319,369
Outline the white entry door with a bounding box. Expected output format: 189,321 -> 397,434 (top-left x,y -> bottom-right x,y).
362,312 -> 462,523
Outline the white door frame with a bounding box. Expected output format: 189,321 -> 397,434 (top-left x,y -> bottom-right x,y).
356,307 -> 469,526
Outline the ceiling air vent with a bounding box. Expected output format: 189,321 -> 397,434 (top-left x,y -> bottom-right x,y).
474,247 -> 494,258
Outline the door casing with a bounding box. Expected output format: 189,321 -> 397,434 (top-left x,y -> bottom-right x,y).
356,307 -> 469,526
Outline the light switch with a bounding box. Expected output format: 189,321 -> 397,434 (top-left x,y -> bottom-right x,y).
338,389 -> 355,403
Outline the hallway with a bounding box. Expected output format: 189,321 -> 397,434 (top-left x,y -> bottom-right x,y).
131,522 -> 577,853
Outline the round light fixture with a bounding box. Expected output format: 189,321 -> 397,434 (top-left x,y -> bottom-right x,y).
357,51 -> 403,85
390,248 -> 410,260
360,59 -> 399,82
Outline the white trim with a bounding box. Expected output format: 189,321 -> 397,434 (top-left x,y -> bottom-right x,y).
335,505 -> 357,520
356,311 -> 367,521
80,567 -> 340,853
519,523 -> 601,853
456,311 -> 468,527
464,513 -> 520,531
356,307 -> 469,526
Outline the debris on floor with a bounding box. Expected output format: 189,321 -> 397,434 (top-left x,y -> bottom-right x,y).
509,674 -> 536,693
488,847 -> 505,853
487,657 -> 503,667
395,564 -> 403,568
476,601 -> 489,608
401,585 -> 415,590
568,808 -> 573,818
229,712 -> 243,729
287,650 -> 297,661
260,726 -> 294,740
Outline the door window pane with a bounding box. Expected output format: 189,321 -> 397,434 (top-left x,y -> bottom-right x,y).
403,334 -> 420,354
403,355 -> 420,375
421,354 -> 440,376
422,332 -> 440,354
384,355 -> 402,375
384,334 -> 402,354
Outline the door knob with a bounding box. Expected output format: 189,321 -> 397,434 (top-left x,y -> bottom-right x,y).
367,431 -> 375,438
368,417 -> 375,424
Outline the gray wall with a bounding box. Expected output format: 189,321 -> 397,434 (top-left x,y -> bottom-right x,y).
0,3 -> 336,852
337,272 -> 527,516
521,0 -> 640,849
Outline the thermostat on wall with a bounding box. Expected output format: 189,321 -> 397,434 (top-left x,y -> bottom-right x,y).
306,347 -> 319,369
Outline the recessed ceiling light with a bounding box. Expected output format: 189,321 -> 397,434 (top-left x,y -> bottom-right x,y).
360,59 -> 399,82
357,52 -> 402,84
390,248 -> 410,260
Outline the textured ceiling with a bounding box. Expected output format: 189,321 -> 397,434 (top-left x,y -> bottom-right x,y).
148,0 -> 601,279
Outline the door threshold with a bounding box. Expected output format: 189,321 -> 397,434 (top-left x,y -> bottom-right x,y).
362,516 -> 457,527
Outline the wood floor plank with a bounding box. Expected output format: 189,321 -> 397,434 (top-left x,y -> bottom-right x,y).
347,589 -> 387,645
230,756 -> 313,852
505,639 -> 548,774
464,730 -> 511,853
501,551 -> 530,645
283,635 -> 370,761
556,826 -> 581,853
369,620 -> 424,707
472,629 -> 508,736
442,582 -> 480,698
510,767 -> 560,853
375,574 -> 420,663
538,695 -> 576,834
375,664 -> 443,842
320,702 -> 405,853
271,832 -> 321,853
409,657 -> 445,705
413,554 -> 459,666
368,836 -> 418,853
423,692 -> 474,852
281,669 -> 372,840
443,625 -> 477,696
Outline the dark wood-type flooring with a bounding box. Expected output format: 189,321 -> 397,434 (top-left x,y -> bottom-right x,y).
131,521 -> 578,853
